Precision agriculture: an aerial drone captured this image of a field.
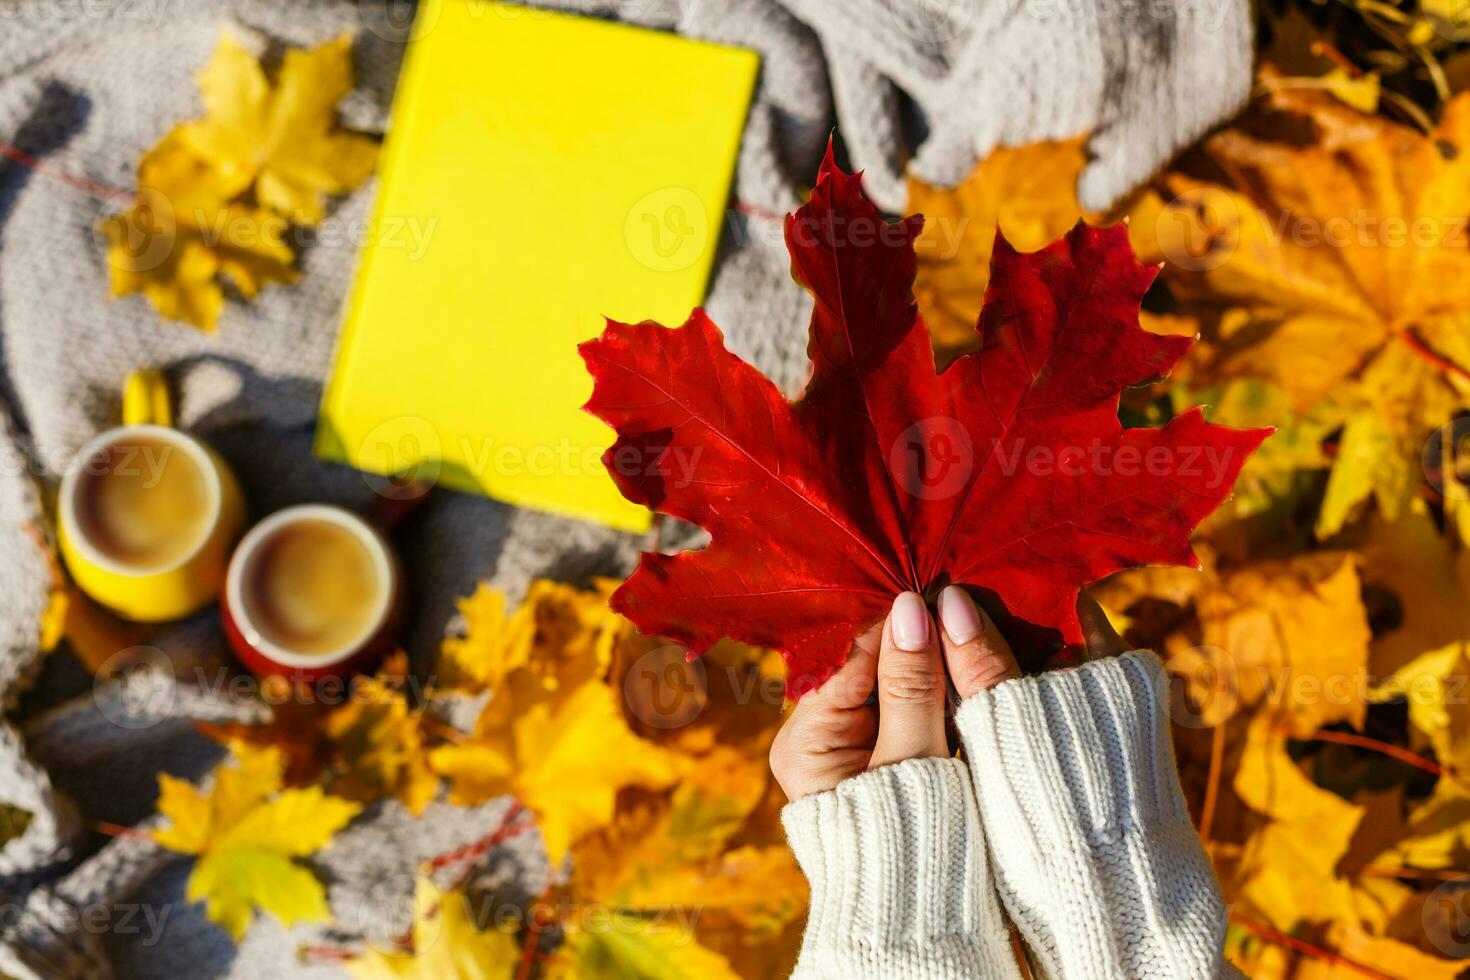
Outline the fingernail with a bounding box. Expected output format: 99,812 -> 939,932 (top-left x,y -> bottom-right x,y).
891,591 -> 931,651
939,585 -> 983,644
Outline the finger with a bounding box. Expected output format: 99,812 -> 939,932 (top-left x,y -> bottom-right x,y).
796,619 -> 881,712
870,591 -> 948,767
937,585 -> 1020,699
1077,590 -> 1127,661
770,702 -> 877,800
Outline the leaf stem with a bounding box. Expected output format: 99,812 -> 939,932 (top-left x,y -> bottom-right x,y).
1401,328 -> 1470,385
0,140 -> 131,203
95,821 -> 155,843
1229,914 -> 1393,979
1199,721 -> 1225,844
1283,726 -> 1470,791
1353,864 -> 1470,881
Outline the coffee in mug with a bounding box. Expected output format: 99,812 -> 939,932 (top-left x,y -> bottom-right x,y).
59,413 -> 245,623
73,435 -> 212,569
223,504 -> 400,678
239,517 -> 383,656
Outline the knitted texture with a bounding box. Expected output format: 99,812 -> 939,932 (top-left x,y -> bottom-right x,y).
956,651 -> 1233,979
0,1 -> 1250,974
781,757 -> 1021,979
779,0 -> 1253,211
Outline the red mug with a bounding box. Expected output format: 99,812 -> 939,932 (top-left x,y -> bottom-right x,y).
222,503 -> 403,682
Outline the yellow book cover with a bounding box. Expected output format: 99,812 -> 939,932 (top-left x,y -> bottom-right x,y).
316,0 -> 759,532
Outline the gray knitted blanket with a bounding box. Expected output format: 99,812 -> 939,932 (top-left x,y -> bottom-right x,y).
0,0 -> 1248,976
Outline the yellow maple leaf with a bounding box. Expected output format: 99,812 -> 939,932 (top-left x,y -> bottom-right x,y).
437,582 -> 531,693
101,132 -> 298,330
323,665 -> 439,817
431,677 -> 680,865
346,877 -> 519,980
907,138 -> 1089,357
1129,78 -> 1470,535
152,743 -> 359,939
1299,925 -> 1466,979
179,32 -> 378,226
572,747 -> 803,921
431,581 -> 683,863
1358,504 -> 1470,678
1103,550 -> 1372,734
546,914 -> 741,980
440,579 -> 624,697
1232,716 -> 1364,933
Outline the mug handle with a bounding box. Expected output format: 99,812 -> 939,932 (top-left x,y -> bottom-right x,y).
122,369 -> 173,428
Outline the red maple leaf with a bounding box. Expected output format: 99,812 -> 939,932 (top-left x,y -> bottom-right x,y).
581,150 -> 1270,697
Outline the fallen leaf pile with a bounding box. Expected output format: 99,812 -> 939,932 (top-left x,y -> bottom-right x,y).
101,31 -> 376,330
149,578 -> 803,976
1084,50 -> 1470,976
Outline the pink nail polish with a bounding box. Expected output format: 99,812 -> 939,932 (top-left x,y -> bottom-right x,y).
939,585 -> 982,644
891,591 -> 931,651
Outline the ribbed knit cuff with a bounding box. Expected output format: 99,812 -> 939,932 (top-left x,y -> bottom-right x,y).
956,652 -> 1230,979
781,757 -> 1021,979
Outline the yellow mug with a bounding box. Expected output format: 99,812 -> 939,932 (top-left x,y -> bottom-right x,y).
58,370 -> 246,622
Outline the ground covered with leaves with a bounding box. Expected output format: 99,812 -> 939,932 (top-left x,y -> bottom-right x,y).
905,2 -> 1470,971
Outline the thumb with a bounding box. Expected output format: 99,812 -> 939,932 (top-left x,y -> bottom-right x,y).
869,591 -> 948,768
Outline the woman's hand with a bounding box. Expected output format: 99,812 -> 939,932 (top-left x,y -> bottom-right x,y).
770,586 -> 1023,801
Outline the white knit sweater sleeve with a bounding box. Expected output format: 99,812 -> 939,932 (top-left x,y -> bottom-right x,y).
955,651 -> 1234,979
781,756 -> 1023,979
